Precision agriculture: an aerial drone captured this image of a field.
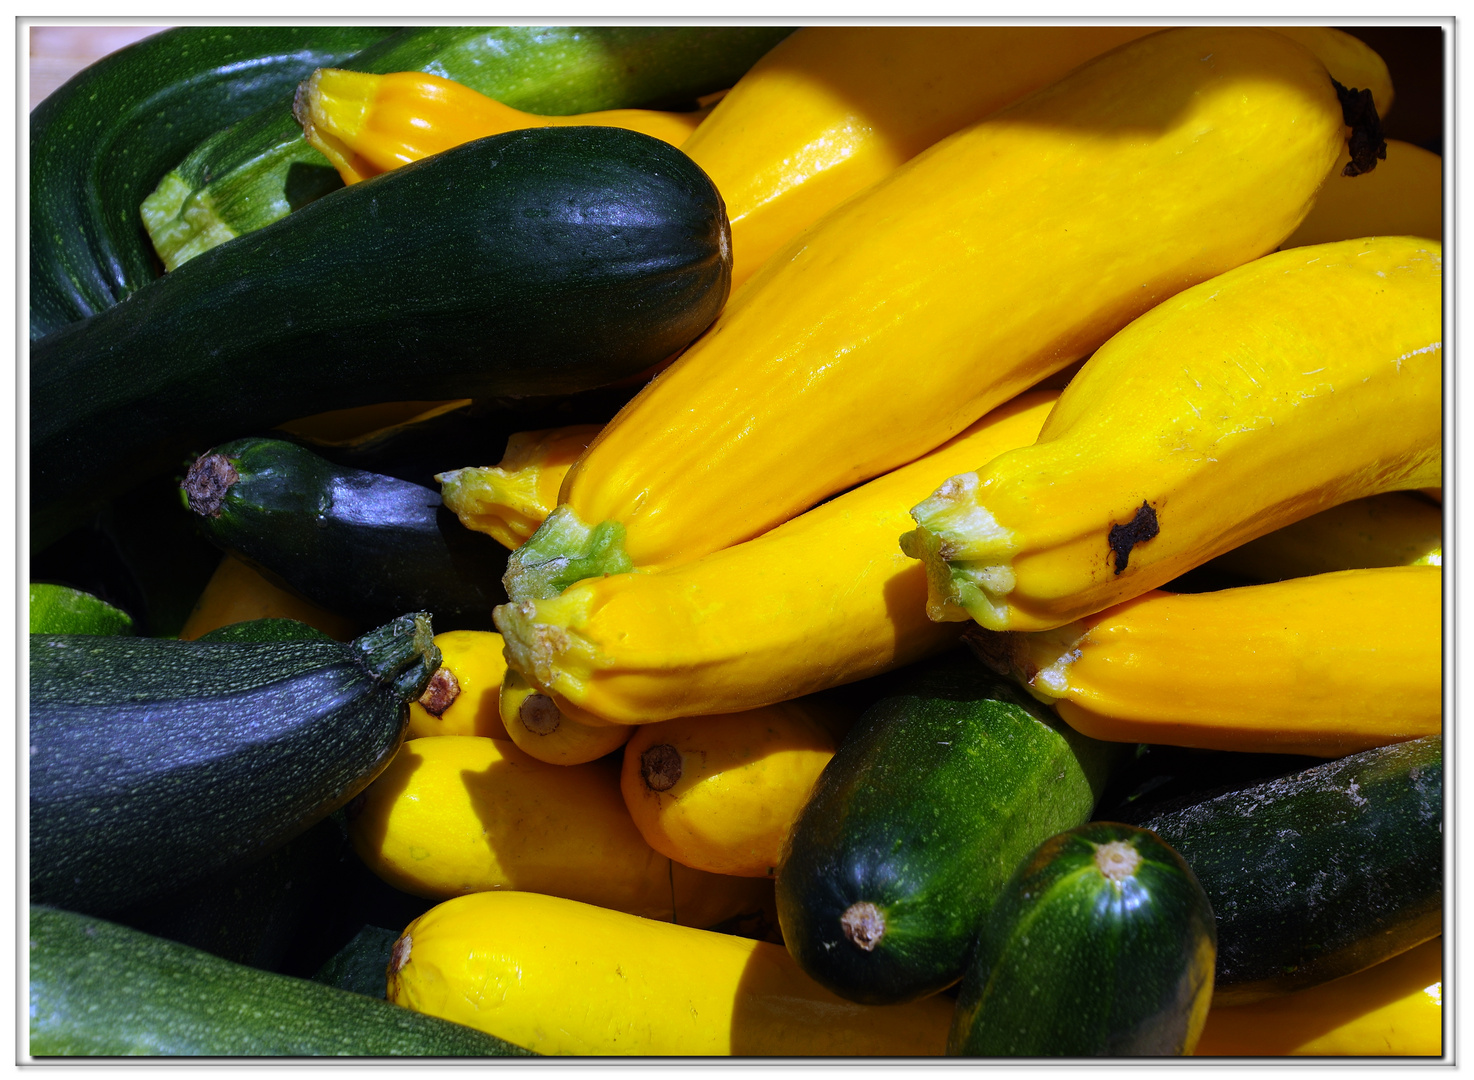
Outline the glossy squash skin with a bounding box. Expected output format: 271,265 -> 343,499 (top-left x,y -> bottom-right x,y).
948,823 -> 1216,1056
496,391 -> 1056,725
683,25 -> 1392,291
1282,139 -> 1442,248
406,630 -> 509,739
1194,937 -> 1443,1057
439,424 -> 601,550
620,701 -> 837,878
505,27 -> 1353,600
297,68 -> 708,183
32,126 -> 731,546
387,890 -> 956,1055
346,735 -> 763,928
906,236 -> 1442,632
973,566 -> 1441,757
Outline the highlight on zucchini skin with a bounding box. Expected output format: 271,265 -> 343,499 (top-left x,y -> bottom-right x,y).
30,613 -> 439,916
948,822 -> 1217,1057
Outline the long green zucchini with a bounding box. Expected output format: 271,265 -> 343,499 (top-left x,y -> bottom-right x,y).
30,25 -> 397,340
143,25 -> 794,268
776,653 -> 1122,1004
31,125 -> 731,548
182,437 -> 507,629
30,613 -> 438,915
29,905 -> 535,1056
1138,735 -> 1443,1005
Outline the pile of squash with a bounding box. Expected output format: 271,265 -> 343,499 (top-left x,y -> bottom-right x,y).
28,24 -> 1444,1059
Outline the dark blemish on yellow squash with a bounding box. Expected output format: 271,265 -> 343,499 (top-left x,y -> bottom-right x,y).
641,743 -> 683,792
417,666 -> 460,717
1333,79 -> 1386,177
519,693 -> 561,735
389,933 -> 412,975
1108,501 -> 1159,574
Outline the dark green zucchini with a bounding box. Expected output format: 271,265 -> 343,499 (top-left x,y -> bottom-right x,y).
182,437 -> 507,630
32,125 -> 731,547
314,924 -> 401,998
30,613 -> 439,915
143,25 -> 793,268
775,652 -> 1123,1005
195,617 -> 335,644
29,905 -> 535,1056
948,822 -> 1217,1057
30,25 -> 397,340
28,583 -> 133,635
1138,735 -> 1443,1005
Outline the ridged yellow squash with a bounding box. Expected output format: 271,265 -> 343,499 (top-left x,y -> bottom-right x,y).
970,565 -> 1441,757
505,27 -> 1356,602
387,890 -> 956,1055
905,235 -> 1441,632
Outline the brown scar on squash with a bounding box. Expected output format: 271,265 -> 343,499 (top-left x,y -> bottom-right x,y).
640,743 -> 683,792
1333,79 -> 1386,177
181,451 -> 238,517
417,667 -> 460,716
1108,500 -> 1159,575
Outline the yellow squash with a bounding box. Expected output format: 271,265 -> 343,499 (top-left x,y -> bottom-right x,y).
1283,140 -> 1442,249
346,735 -> 766,926
497,667 -> 632,765
1205,491 -> 1442,583
905,236 -> 1442,632
495,391 -> 1057,724
271,398 -> 470,446
505,27 -> 1356,602
295,68 -> 707,184
388,890 -> 955,1055
970,566 -> 1441,757
178,554 -> 357,641
438,424 -> 600,551
684,25 -> 1390,290
406,630 -> 509,740
620,702 -> 837,878
1195,937 -> 1442,1057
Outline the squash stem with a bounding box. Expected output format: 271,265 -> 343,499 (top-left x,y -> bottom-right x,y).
353,613 -> 442,702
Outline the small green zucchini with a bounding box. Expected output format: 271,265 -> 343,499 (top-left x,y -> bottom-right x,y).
30,25 -> 396,340
183,437 -> 507,630
28,583 -> 133,636
948,822 -> 1217,1057
1138,735 -> 1443,1005
143,25 -> 793,268
32,125 -> 731,546
29,905 -> 535,1056
775,652 -> 1122,1004
30,613 -> 439,915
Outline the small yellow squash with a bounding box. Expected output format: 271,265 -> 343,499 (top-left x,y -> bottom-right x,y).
178,554 -> 356,641
497,667 -> 633,766
406,630 -> 509,740
388,890 -> 956,1055
1283,139 -> 1442,249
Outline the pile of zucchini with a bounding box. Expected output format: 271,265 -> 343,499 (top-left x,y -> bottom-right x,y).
29,23 -> 1442,1060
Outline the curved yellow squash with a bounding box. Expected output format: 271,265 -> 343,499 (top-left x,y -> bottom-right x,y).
972,565 -> 1441,757
496,391 -> 1057,724
906,236 -> 1442,632
347,736 -> 766,926
497,667 -> 633,765
178,554 -> 356,641
296,68 -> 707,184
1195,937 -> 1442,1057
621,702 -> 836,878
506,27 -> 1353,601
388,890 -> 956,1055
405,630 -> 509,739
1283,139 -> 1442,249
438,424 -> 600,551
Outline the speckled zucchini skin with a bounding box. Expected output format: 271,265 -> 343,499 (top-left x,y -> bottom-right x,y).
948,822 -> 1217,1057
775,653 -> 1123,1005
30,26 -> 395,341
1139,735 -> 1443,1005
31,125 -> 732,545
28,905 -> 534,1056
29,615 -> 438,915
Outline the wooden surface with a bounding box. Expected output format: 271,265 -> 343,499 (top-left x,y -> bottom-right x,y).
28,26 -> 166,110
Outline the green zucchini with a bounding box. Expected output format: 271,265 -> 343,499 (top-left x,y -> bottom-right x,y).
30,25 -> 397,340
32,125 -> 731,547
314,924 -> 401,998
29,905 -> 535,1056
948,822 -> 1217,1057
30,613 -> 439,915
1138,735 -> 1443,1005
775,652 -> 1123,1005
195,617 -> 335,644
182,437 -> 507,630
28,584 -> 133,635
143,25 -> 793,269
